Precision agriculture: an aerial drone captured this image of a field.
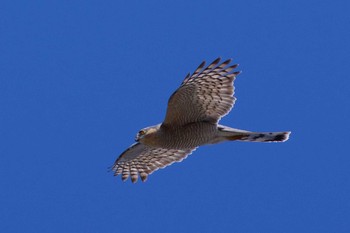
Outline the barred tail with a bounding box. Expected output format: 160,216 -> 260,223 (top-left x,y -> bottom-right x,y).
226,131 -> 290,142
218,125 -> 291,143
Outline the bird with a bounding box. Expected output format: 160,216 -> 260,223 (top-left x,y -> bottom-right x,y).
111,58 -> 290,183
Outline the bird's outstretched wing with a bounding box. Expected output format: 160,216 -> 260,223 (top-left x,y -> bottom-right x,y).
162,58 -> 241,127
112,143 -> 196,183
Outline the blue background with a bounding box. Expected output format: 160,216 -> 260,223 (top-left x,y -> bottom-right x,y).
1,0 -> 349,232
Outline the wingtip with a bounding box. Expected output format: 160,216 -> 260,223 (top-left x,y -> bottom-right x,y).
212,57 -> 221,64
198,60 -> 206,68
121,176 -> 128,182
221,58 -> 233,68
140,173 -> 148,182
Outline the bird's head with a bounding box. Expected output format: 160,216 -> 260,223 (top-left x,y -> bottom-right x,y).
135,124 -> 161,142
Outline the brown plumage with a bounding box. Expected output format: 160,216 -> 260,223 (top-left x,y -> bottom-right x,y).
112,58 -> 290,183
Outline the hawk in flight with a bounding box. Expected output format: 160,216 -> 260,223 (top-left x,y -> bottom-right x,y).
112,58 -> 290,183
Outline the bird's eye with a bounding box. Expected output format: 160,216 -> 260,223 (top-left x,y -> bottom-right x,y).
138,130 -> 146,136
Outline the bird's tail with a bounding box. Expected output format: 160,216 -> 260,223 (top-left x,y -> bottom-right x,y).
218,125 -> 290,143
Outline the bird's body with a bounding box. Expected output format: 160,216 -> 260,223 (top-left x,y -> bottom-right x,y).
140,122 -> 217,149
112,58 -> 291,183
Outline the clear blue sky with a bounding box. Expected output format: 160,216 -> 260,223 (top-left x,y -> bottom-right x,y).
1,0 -> 349,232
